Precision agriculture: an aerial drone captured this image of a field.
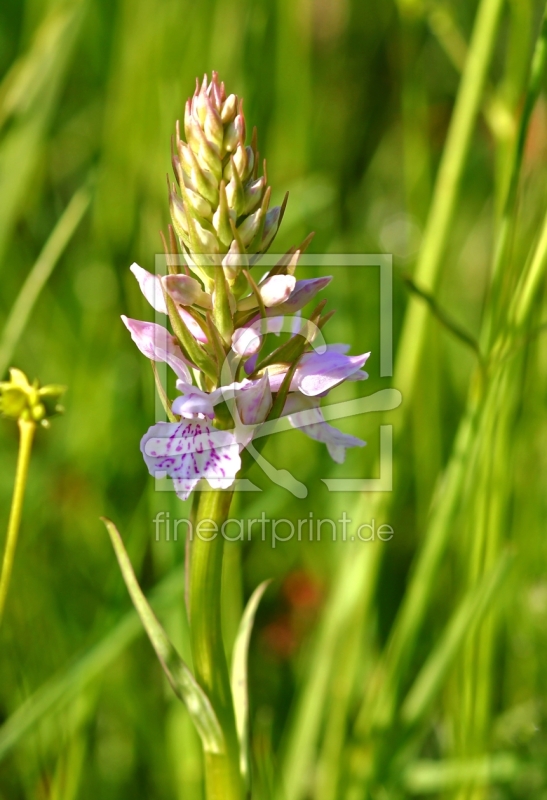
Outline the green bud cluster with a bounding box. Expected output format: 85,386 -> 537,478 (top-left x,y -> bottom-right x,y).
0,369 -> 66,427
157,73 -> 323,382
169,72 -> 287,286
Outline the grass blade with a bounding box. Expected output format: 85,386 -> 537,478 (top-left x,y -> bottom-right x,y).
0,3 -> 85,266
401,551 -> 513,727
102,517 -> 224,754
0,576 -> 175,761
0,183 -> 91,376
231,580 -> 270,784
403,753 -> 520,794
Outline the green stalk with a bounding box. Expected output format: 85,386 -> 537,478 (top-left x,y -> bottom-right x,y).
279,4 -> 505,796
189,488 -> 242,800
482,3 -> 547,350
0,418 -> 36,625
394,0 -> 505,399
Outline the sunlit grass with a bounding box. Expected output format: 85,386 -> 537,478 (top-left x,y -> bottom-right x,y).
1,0 -> 547,798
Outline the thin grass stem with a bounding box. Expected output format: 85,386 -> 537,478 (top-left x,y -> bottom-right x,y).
0,418 -> 36,625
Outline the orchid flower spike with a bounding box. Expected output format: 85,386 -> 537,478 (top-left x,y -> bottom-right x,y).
122,73 -> 371,500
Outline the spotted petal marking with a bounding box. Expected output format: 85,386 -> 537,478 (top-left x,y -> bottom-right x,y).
141,420 -> 241,500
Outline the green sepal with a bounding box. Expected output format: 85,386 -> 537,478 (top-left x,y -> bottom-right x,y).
228,220 -> 249,269
206,310 -> 228,371
216,181 -> 235,250
242,268 -> 266,319
253,299 -> 325,376
254,191 -> 288,259
230,270 -> 250,300
242,176 -> 266,216
244,186 -> 271,254
179,140 -> 219,208
213,265 -> 234,347
160,229 -> 180,276
203,93 -> 224,153
177,180 -> 219,269
192,121 -> 223,183
162,284 -> 217,383
0,369 -> 65,423
267,358 -> 300,422
102,518 -> 225,755
0,386 -> 29,420
37,384 -> 66,418
169,189 -> 189,241
226,157 -> 246,218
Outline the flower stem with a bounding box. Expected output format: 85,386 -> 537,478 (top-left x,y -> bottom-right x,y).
0,418 -> 36,625
189,488 -> 242,800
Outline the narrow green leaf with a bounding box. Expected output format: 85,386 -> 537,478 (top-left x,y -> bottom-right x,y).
231,580 -> 271,784
101,518 -> 224,754
0,183 -> 90,377
401,272 -> 483,364
0,3 -> 85,267
401,551 -> 513,727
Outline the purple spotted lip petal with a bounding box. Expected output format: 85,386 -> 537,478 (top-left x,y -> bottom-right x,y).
141,420 -> 241,500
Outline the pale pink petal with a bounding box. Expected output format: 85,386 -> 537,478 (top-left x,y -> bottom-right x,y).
296,350 -> 370,396
121,316 -> 192,382
272,276 -> 332,314
232,315 -> 302,358
172,391 -> 215,419
258,274 -> 296,307
130,264 -> 208,343
325,343 -> 351,354
235,372 -> 272,425
266,349 -> 369,396
283,393 -> 365,463
180,307 -> 208,343
130,263 -> 167,314
164,274 -> 212,309
232,325 -> 262,356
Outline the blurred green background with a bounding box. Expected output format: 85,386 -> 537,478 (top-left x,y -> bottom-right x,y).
1,0 -> 547,797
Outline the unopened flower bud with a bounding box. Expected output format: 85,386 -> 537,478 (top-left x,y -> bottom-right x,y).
164,274 -> 213,309
0,369 -> 65,425
220,94 -> 237,124
260,206 -> 282,252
